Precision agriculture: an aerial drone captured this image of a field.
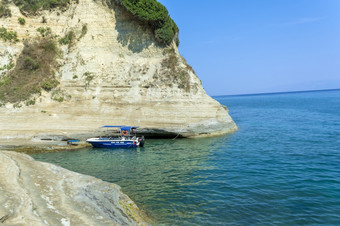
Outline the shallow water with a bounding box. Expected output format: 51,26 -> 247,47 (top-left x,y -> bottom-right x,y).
32,89 -> 340,225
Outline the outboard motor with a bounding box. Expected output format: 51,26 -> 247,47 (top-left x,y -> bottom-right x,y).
139,136 -> 145,147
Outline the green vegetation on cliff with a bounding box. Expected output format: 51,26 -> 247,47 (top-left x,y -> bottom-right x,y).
161,48 -> 191,92
13,0 -> 71,15
59,30 -> 75,45
7,0 -> 178,45
0,27 -> 19,42
0,1 -> 11,18
18,17 -> 26,25
0,37 -> 60,103
119,0 -> 179,46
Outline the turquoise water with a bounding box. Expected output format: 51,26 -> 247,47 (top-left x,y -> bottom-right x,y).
31,89 -> 340,225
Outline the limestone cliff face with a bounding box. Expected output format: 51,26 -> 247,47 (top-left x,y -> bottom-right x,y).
0,151 -> 148,225
0,0 -> 237,140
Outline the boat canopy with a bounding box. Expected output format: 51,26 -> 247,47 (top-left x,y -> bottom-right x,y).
101,125 -> 139,131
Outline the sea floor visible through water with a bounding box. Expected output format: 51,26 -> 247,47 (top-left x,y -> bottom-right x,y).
31,89 -> 340,225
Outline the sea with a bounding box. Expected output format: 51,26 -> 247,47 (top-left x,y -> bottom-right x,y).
31,89 -> 340,225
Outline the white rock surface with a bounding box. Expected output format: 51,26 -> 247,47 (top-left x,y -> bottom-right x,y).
0,0 -> 237,141
0,150 -> 147,225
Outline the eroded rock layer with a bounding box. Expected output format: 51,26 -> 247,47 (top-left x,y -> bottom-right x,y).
0,0 -> 237,140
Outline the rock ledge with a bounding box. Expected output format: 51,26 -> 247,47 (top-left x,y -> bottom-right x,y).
0,151 -> 148,225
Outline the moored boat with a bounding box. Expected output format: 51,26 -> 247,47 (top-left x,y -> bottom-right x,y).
86,126 -> 145,148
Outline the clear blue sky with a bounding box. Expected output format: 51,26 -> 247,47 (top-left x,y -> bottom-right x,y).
158,0 -> 340,96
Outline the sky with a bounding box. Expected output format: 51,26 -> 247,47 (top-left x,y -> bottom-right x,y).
158,0 -> 340,96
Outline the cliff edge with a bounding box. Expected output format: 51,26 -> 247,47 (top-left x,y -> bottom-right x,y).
0,0 -> 237,140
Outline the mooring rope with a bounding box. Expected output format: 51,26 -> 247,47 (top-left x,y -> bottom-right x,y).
172,133 -> 180,140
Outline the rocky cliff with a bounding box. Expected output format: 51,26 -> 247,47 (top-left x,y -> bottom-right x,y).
0,0 -> 237,141
0,150 -> 148,225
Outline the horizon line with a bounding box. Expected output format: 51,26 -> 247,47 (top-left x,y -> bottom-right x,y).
212,88 -> 340,98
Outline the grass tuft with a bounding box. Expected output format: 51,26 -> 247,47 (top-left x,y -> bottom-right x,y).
0,3 -> 11,18
0,27 -> 19,42
37,27 -> 52,37
161,47 -> 191,92
13,0 -> 73,16
18,17 -> 26,25
83,71 -> 94,89
59,30 -> 75,46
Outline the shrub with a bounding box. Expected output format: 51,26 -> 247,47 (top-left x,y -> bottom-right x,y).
120,0 -> 179,46
12,0 -> 71,15
155,17 -> 174,46
161,47 -> 191,92
23,56 -> 40,70
18,17 -> 26,25
7,62 -> 15,70
41,39 -> 58,52
25,98 -> 36,106
50,88 -> 71,102
37,27 -> 51,37
83,71 -> 94,89
0,62 -> 15,71
0,75 -> 10,87
161,48 -> 177,71
122,0 -> 168,22
59,31 -> 75,45
13,103 -> 22,108
53,96 -> 64,102
0,38 -> 60,103
0,27 -> 19,42
32,86 -> 41,95
0,3 -> 11,18
41,79 -> 59,91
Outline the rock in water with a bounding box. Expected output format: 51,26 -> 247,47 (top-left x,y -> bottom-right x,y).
0,151 -> 147,225
0,0 -> 237,140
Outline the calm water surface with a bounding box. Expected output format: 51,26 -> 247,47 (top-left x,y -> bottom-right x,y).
32,90 -> 340,225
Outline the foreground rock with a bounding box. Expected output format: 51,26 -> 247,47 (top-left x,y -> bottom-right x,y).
0,151 -> 148,225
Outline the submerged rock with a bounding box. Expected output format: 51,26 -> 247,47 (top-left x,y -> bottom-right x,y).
0,151 -> 148,225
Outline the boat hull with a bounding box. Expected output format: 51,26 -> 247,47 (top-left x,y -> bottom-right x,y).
86,138 -> 140,148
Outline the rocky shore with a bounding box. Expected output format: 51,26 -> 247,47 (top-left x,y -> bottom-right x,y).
0,150 -> 148,225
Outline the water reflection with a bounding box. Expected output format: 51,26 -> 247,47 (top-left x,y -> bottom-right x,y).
31,135 -> 232,224
26,90 -> 340,225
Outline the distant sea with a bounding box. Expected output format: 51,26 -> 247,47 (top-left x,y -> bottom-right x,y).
32,89 -> 340,225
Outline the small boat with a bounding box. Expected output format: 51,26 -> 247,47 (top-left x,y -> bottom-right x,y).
67,139 -> 80,146
86,126 -> 145,148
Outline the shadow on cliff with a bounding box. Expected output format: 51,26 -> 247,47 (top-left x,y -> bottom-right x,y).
108,1 -> 160,53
